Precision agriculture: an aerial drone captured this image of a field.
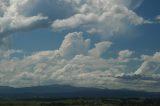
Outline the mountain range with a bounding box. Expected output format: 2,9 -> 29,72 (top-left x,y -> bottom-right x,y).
0,85 -> 160,99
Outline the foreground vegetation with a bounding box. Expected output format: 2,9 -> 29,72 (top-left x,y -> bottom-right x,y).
0,98 -> 160,106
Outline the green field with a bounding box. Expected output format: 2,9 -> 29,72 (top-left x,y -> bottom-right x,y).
0,98 -> 160,106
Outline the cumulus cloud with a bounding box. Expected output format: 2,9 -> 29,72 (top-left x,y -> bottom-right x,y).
0,32 -> 122,88
155,15 -> 160,23
0,0 -> 153,45
156,15 -> 160,20
0,0 -> 149,47
119,50 -> 133,58
111,52 -> 160,91
135,52 -> 160,75
0,14 -> 48,34
0,0 -> 49,47
59,32 -> 90,59
88,41 -> 112,58
0,0 -> 159,92
118,50 -> 133,62
0,32 -> 159,92
52,0 -> 144,36
0,0 -> 74,47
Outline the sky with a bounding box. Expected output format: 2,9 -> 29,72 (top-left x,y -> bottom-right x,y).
0,0 -> 160,92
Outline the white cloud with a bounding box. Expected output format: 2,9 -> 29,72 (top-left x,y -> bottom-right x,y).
0,0 -> 75,47
0,0 -> 149,48
0,32 -> 159,92
0,0 -> 159,92
0,32 -> 122,88
52,0 -> 144,36
135,52 -> 160,75
156,15 -> 160,20
88,41 -> 112,58
52,13 -> 96,30
0,0 -> 50,47
0,0 -> 77,35
59,32 -> 90,59
119,50 -> 133,58
118,50 -> 133,62
129,0 -> 144,9
0,14 -> 48,34
0,49 -> 22,59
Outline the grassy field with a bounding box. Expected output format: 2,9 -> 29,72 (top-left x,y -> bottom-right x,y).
0,98 -> 160,106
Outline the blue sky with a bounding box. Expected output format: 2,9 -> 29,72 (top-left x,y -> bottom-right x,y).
11,0 -> 160,55
0,0 -> 160,92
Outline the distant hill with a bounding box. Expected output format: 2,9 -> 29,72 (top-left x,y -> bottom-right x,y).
0,85 -> 160,99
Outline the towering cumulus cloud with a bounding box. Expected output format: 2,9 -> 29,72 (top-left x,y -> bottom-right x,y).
0,0 -> 159,92
0,32 -> 159,92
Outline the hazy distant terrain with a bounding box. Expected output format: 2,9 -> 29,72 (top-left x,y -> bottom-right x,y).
0,85 -> 160,99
